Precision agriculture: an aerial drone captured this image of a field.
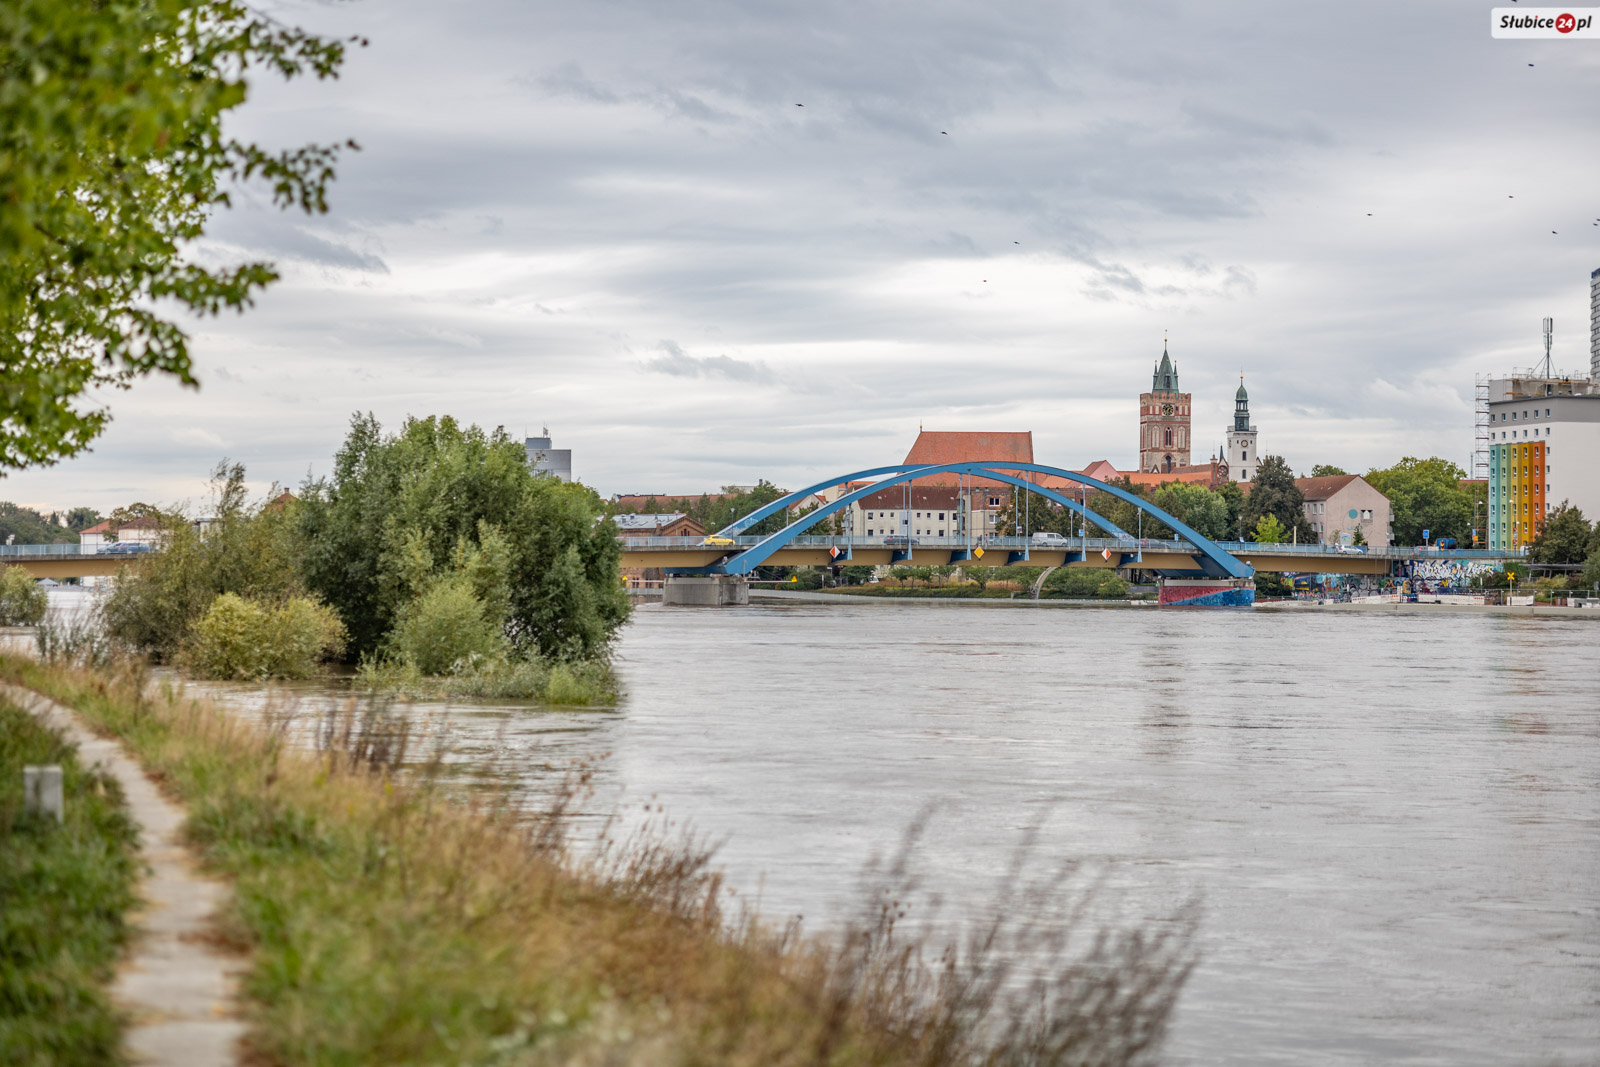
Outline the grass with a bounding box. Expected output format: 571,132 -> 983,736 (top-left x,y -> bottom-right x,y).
1,652 -> 1197,1067
352,653 -> 618,704
0,699 -> 138,1066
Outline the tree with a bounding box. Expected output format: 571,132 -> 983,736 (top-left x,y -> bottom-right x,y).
1528,503 -> 1592,565
297,414 -> 629,662
1242,456 -> 1313,541
1,0 -> 360,470
1364,457 -> 1472,545
64,507 -> 102,532
1150,482 -> 1231,541
0,502 -> 79,544
1251,513 -> 1289,544
1309,464 -> 1348,477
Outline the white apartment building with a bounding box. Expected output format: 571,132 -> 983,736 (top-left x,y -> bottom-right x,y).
1486,390 -> 1600,548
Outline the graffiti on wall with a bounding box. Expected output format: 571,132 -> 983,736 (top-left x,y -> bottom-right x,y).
1399,559 -> 1501,590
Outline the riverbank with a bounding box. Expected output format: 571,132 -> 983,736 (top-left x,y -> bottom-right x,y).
752,589 -> 1156,607
0,695 -> 137,1064
0,652 -> 1192,1065
1257,599 -> 1600,618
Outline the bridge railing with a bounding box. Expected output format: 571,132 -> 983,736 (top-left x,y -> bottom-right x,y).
0,543 -> 101,557
617,534 -> 1529,561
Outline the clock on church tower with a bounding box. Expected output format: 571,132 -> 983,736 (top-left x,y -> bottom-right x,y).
1138,344 -> 1191,473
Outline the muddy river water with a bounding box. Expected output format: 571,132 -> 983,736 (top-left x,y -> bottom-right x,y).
53,594 -> 1600,1065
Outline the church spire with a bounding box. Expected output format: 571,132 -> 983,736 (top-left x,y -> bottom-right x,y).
1151,342 -> 1179,393
1233,375 -> 1251,431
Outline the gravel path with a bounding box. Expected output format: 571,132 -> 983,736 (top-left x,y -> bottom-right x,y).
4,683 -> 244,1066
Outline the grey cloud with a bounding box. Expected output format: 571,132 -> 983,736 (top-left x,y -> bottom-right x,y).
643,341 -> 777,384
10,0 -> 1598,512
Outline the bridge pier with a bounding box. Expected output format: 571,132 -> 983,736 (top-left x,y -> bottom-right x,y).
1158,577 -> 1255,607
663,574 -> 750,606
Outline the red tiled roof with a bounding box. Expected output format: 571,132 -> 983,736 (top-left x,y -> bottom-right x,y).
1124,466 -> 1219,489
80,520 -> 112,535
903,431 -> 1034,487
1293,475 -> 1360,500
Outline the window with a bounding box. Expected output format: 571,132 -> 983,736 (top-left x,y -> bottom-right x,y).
1545,408 -> 1550,416
867,512 -> 874,520
1490,413 -> 1496,422
938,512 -> 945,520
1164,427 -> 1173,446
867,529 -> 874,536
1513,412 -> 1518,420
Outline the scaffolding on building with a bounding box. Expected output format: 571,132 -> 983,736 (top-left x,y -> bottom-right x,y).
1472,373 -> 1490,480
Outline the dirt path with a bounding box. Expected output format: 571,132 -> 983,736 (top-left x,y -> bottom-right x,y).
4,683 -> 245,1066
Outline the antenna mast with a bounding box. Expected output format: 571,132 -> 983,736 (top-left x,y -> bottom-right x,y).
1540,318 -> 1553,378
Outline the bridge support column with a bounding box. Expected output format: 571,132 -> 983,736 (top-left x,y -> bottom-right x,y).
1157,577 -> 1255,607
663,574 -> 750,606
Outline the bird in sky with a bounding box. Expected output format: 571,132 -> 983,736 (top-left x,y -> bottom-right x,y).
941,131 -> 948,135
795,103 -> 803,107
1013,241 -> 1019,244
1367,213 -> 1372,216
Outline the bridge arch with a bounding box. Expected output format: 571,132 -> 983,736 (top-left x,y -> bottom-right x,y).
711,461 -> 1250,579
719,463 -> 1121,544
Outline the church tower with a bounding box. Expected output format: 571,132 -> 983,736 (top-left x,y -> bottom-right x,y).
1138,344 -> 1191,473
1225,376 -> 1258,483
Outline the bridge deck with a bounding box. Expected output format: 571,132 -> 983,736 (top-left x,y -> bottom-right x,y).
619,536 -> 1520,577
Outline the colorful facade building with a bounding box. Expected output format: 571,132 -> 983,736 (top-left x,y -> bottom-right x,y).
1486,390 -> 1600,549
1487,441 -> 1545,550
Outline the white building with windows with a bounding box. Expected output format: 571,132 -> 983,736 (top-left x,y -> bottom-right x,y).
1295,475 -> 1392,547
1486,390 -> 1600,549
1224,377 -> 1259,483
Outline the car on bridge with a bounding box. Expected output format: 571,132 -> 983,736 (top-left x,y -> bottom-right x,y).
881,535 -> 920,547
1030,531 -> 1071,547
700,535 -> 735,548
102,542 -> 153,555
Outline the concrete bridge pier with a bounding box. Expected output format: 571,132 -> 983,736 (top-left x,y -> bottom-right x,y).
663,574 -> 750,606
1158,577 -> 1255,607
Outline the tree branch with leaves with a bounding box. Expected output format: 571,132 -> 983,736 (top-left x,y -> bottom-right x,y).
0,0 -> 362,469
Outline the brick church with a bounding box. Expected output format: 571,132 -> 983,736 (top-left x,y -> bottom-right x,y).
1139,345 -> 1192,473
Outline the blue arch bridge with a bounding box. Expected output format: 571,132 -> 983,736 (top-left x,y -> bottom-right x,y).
614,461 -> 1524,607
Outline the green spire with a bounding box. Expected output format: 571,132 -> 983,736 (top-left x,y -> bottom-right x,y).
1151,343 -> 1179,393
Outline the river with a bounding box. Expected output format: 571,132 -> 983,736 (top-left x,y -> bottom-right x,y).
44,593 -> 1600,1064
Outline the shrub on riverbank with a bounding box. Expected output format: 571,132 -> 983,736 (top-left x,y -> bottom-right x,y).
182,593 -> 346,680
101,462 -> 304,659
0,699 -> 137,1063
354,653 -> 616,704
0,566 -> 47,625
2,654 -> 1197,1067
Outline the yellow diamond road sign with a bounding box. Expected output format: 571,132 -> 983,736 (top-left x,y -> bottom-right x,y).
973,546 -> 985,559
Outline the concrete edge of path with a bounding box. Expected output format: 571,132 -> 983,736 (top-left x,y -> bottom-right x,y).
2,682 -> 246,1067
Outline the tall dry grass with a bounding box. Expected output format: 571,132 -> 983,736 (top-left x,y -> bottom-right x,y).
0,651 -> 1197,1067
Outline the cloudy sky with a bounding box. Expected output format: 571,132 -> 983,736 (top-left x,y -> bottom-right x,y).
10,0 -> 1600,512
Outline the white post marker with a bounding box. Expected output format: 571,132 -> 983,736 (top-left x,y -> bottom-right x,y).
23,764 -> 64,822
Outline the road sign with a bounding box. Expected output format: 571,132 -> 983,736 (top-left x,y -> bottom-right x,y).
973,547 -> 985,559
829,546 -> 840,559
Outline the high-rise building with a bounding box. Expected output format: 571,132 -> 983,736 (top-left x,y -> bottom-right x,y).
525,431 -> 572,481
1224,377 -> 1259,483
1590,265 -> 1599,380
1138,345 -> 1191,473
1485,393 -> 1600,549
